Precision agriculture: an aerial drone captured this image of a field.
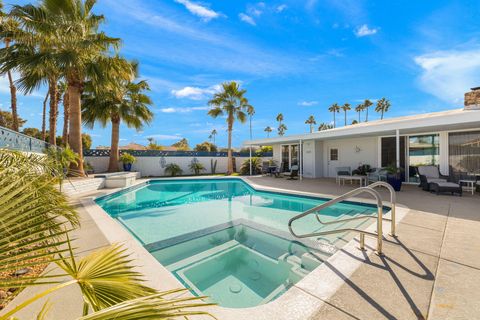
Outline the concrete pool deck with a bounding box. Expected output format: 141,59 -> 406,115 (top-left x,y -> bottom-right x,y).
2,176 -> 479,319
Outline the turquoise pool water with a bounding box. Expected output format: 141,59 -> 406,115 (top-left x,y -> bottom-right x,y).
97,178 -> 378,308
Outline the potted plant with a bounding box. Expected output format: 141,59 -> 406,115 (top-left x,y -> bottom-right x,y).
386,165 -> 403,191
120,152 -> 136,172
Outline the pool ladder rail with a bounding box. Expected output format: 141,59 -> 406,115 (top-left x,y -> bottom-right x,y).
288,181 -> 396,255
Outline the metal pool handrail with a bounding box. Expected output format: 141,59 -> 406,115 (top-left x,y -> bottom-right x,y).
288,187 -> 384,254
368,181 -> 397,237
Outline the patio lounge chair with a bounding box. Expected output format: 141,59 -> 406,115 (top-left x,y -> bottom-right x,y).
367,167 -> 388,184
335,167 -> 351,184
429,181 -> 462,196
283,165 -> 299,180
417,165 -> 448,191
261,161 -> 270,175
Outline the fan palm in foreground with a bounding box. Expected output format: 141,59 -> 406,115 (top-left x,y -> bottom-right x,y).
0,150 -> 215,319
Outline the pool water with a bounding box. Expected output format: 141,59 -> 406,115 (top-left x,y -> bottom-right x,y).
97,179 -> 378,308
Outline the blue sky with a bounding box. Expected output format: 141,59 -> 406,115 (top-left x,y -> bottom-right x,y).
2,0 -> 480,148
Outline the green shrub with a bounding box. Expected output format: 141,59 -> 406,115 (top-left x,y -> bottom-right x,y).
189,160 -> 206,175
240,157 -> 262,175
164,163 -> 183,176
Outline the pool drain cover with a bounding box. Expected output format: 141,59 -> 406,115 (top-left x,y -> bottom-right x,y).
230,284 -> 242,293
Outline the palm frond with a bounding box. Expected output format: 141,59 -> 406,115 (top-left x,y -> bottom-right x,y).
78,291 -> 216,320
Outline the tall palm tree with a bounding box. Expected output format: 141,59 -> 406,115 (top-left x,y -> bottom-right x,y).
278,123 -> 287,136
363,99 -> 373,122
246,103 -> 255,139
328,103 -> 340,128
305,115 -> 316,133
41,91 -> 49,140
59,81 -> 70,144
208,81 -> 249,174
83,65 -> 153,172
341,103 -> 351,126
375,97 -> 391,120
355,103 -> 363,123
264,126 -> 272,137
210,129 -> 217,145
0,6 -> 19,131
276,113 -> 285,135
10,0 -> 131,174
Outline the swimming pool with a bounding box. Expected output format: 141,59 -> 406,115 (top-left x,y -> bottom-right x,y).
96,178 -> 379,308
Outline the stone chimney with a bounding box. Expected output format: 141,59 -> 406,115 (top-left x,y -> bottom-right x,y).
464,87 -> 480,110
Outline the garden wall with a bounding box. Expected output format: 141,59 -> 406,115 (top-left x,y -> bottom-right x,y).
84,150 -> 273,177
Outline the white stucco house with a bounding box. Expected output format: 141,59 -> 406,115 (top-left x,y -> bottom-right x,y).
244,88 -> 480,183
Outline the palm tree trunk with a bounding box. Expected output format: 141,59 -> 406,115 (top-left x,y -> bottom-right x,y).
227,116 -> 233,174
108,116 -> 120,172
310,124 -> 313,133
48,78 -> 58,145
67,77 -> 85,176
344,111 -> 347,126
381,110 -> 384,120
358,111 -> 360,122
366,108 -> 369,122
41,92 -> 49,141
5,39 -> 19,132
333,113 -> 336,128
62,89 -> 70,144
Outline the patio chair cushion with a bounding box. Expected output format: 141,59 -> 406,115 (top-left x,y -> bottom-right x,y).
418,166 -> 440,179
335,167 -> 351,176
429,181 -> 462,196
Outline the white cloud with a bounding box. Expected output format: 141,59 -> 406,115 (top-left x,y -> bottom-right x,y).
174,0 -> 221,21
298,100 -> 318,106
171,84 -> 221,100
147,134 -> 182,140
355,24 -> 378,37
159,106 -> 210,113
276,4 -> 287,13
414,48 -> 480,103
239,13 -> 256,26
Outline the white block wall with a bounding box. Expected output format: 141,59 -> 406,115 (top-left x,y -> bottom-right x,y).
84,156 -> 272,177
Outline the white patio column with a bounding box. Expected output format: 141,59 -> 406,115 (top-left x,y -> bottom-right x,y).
395,129 -> 400,168
299,140 -> 303,180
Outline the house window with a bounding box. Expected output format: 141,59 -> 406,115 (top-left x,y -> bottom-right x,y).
330,148 -> 338,161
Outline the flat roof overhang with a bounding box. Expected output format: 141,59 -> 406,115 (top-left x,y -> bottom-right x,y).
244,109 -> 480,146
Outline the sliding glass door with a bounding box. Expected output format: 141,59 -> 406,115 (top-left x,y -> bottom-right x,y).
407,134 -> 439,182
280,144 -> 300,172
449,131 -> 480,180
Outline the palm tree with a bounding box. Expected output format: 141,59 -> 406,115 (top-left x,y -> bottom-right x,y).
351,119 -> 359,125
375,97 -> 391,120
83,64 -> 153,172
305,115 -> 316,133
341,103 -> 351,126
278,123 -> 287,136
0,6 -> 19,131
276,113 -> 285,135
10,0 -> 132,174
264,126 -> 272,137
355,103 -> 363,123
246,102 -> 255,140
60,81 -> 70,143
363,99 -> 373,122
328,103 -> 340,128
210,129 -> 217,145
208,81 -> 249,174
41,91 -> 49,140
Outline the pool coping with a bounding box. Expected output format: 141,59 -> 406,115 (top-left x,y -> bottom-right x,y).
80,176 -> 410,320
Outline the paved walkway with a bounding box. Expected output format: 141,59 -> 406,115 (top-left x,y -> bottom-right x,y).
246,177 -> 480,320
2,177 -> 479,319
